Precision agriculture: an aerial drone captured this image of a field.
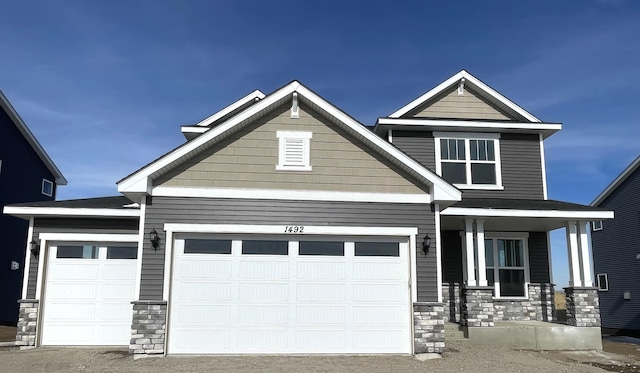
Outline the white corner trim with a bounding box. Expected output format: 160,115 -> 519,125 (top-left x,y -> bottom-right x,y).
195,89 -> 265,127
35,238 -> 47,301
134,196 -> 147,300
388,70 -> 541,123
162,229 -> 174,302
442,207 -> 615,220
152,186 -> 432,204
539,134 -> 548,200
3,206 -> 141,218
435,203 -> 442,303
38,233 -> 139,242
22,217 -> 34,299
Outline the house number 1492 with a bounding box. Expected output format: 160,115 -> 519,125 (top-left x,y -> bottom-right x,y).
284,226 -> 304,233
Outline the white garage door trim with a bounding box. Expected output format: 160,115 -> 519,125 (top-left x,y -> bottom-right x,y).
163,224 -> 418,355
37,233 -> 138,346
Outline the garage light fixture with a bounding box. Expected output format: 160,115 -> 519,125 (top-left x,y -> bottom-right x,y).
30,239 -> 40,258
422,233 -> 431,257
149,228 -> 160,251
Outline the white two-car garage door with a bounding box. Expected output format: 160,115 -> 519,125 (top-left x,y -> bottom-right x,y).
168,236 -> 411,354
41,244 -> 138,345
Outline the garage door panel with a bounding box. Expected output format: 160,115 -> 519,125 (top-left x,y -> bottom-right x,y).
48,264 -> 99,280
102,264 -> 137,280
176,282 -> 232,301
173,330 -> 231,350
46,283 -> 98,299
353,284 -> 407,302
237,330 -> 288,349
174,304 -> 231,324
297,262 -> 347,279
296,306 -> 347,324
353,306 -> 407,324
239,261 -> 289,279
353,330 -> 406,349
237,305 -> 289,324
102,284 -> 136,299
45,302 -> 96,320
238,283 -> 289,301
353,262 -> 404,280
44,324 -> 95,344
296,284 -> 346,302
295,330 -> 347,349
179,260 -> 232,278
96,303 -> 133,319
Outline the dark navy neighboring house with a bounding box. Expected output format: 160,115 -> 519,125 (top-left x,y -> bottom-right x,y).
591,155 -> 640,336
0,90 -> 66,325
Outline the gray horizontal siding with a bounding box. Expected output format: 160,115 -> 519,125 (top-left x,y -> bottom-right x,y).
142,197 -> 436,302
393,132 -> 544,199
592,167 -> 640,331
26,217 -> 139,299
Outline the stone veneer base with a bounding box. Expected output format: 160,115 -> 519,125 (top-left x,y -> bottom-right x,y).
130,300 -> 167,355
413,302 -> 445,354
15,299 -> 39,347
564,287 -> 601,327
462,286 -> 494,327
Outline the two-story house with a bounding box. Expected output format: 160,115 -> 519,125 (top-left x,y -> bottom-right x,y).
0,90 -> 66,325
4,71 -> 612,354
591,155 -> 640,336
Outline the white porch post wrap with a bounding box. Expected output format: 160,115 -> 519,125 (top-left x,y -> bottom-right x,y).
475,220 -> 487,287
565,221 -> 582,287
465,219 -> 476,286
577,220 -> 593,287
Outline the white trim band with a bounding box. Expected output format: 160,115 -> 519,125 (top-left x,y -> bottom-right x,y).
442,207 -> 614,219
3,206 -> 140,218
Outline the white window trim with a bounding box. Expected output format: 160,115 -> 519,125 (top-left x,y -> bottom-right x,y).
592,220 -> 603,231
596,273 -> 608,291
434,132 -> 503,190
485,233 -> 530,299
276,131 -> 312,171
42,179 -> 54,197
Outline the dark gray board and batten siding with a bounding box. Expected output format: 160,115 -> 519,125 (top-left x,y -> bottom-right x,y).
392,131 -> 545,200
592,166 -> 640,331
25,218 -> 140,299
441,230 -> 550,284
141,196 -> 437,302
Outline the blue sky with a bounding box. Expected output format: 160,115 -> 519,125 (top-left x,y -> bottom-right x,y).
1,0 -> 639,287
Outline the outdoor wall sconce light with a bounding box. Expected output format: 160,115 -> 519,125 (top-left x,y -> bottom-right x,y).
149,228 -> 160,251
422,233 -> 431,257
30,239 -> 40,258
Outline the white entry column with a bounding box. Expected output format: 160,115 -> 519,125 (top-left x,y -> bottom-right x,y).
464,219 -> 476,286
565,220 -> 594,287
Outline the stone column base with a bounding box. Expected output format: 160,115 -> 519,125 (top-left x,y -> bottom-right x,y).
462,286 -> 494,327
413,302 -> 445,354
130,300 -> 167,355
16,299 -> 39,347
564,287 -> 600,327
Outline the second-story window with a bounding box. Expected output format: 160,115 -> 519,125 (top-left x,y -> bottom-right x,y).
435,133 -> 502,189
42,179 -> 54,197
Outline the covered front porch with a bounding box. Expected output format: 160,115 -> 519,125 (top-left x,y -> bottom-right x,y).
438,198 -> 613,349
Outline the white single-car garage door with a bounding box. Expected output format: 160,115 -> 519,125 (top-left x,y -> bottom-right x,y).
41,243 -> 138,345
168,235 -> 411,354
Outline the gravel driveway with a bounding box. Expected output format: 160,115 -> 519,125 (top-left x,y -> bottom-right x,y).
2,340 -> 639,373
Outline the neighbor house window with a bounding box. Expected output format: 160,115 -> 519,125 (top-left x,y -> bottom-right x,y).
42,179 -> 54,196
592,221 -> 603,231
434,133 -> 502,188
596,273 -> 608,291
276,131 -> 312,171
482,236 -> 529,298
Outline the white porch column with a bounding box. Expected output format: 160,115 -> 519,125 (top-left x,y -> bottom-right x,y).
476,220 -> 487,286
565,221 -> 582,287
465,219 -> 476,286
577,220 -> 593,287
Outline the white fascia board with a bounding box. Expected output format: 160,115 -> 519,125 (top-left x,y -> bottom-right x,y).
118,86 -> 294,194
0,90 -> 67,185
294,85 -> 461,203
388,70 -> 541,123
180,126 -> 209,134
3,206 -> 140,218
195,90 -> 265,127
591,155 -> 640,206
441,207 -> 614,220
377,118 -> 561,134
153,186 -> 432,204
164,223 -> 418,237
38,233 -> 139,242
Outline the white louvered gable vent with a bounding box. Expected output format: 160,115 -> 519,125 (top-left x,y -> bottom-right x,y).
276,131 -> 312,171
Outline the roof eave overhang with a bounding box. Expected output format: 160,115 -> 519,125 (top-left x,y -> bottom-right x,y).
441,207 -> 614,220
591,155 -> 640,206
2,206 -> 141,220
374,118 -> 561,139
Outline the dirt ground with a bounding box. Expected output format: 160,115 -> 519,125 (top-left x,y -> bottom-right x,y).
2,325 -> 640,372
0,340 -> 638,373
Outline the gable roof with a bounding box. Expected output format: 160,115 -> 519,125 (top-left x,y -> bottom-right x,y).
117,81 -> 461,203
387,70 -> 541,123
591,155 -> 640,207
0,90 -> 67,185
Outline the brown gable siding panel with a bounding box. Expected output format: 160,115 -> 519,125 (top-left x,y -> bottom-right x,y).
141,197 -> 437,302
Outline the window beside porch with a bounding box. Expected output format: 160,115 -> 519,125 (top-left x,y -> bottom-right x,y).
484,238 -> 527,297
